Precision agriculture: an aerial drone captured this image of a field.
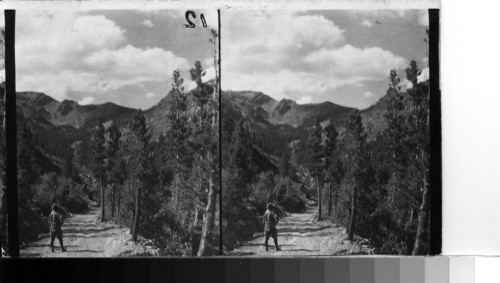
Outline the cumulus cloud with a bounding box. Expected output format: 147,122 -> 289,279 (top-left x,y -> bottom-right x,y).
142,19 -> 154,28
303,45 -> 406,84
363,91 -> 374,98
353,10 -> 409,19
361,19 -> 373,28
16,11 -> 190,101
222,11 -> 406,102
297,96 -> 313,104
78,96 -> 95,105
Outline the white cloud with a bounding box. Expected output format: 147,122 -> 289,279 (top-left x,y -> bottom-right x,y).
353,10 -> 409,19
145,92 -> 156,98
142,19 -> 154,28
361,19 -> 373,28
202,57 -> 217,81
418,67 -> 429,83
297,96 -> 313,104
418,10 -> 429,26
16,11 -> 190,101
364,91 -> 374,98
303,45 -> 406,84
422,56 -> 429,66
78,96 -> 95,105
222,11 -> 407,102
223,11 -> 344,74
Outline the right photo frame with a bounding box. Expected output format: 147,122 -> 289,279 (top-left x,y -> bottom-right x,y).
221,9 -> 440,256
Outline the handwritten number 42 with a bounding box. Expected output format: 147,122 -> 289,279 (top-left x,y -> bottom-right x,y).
184,11 -> 207,28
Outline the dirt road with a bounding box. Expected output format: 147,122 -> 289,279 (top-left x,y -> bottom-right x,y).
228,205 -> 372,256
20,207 -> 153,257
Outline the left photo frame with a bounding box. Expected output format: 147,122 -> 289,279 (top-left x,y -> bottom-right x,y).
1,9 -> 221,257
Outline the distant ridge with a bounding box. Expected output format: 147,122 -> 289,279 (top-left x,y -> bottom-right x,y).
17,92 -> 136,129
222,90 -> 353,128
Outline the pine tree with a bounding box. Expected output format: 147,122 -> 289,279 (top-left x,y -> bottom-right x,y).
190,35 -> 219,255
405,60 -> 430,255
342,110 -> 367,241
61,147 -> 74,179
279,147 -> 293,178
229,120 -> 254,186
383,69 -> 408,206
90,121 -> 106,221
166,69 -> 191,172
17,119 -> 40,205
307,119 -> 324,220
106,122 -> 121,217
125,111 -> 150,241
127,110 -> 151,242
324,121 -> 342,217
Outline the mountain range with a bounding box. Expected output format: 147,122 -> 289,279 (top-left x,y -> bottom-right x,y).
17,92 -> 136,130
222,90 -> 390,141
220,89 -> 395,173
16,87 -> 392,173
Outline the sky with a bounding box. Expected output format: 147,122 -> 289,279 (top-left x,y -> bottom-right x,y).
222,10 -> 429,109
15,10 -> 217,110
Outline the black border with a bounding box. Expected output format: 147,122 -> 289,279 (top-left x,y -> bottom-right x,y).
4,9 -> 20,258
218,9 -> 223,256
428,8 -> 441,255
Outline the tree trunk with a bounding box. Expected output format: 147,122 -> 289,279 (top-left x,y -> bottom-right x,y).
328,183 -> 332,217
132,184 -> 141,242
191,207 -> 200,255
193,208 -> 200,229
197,176 -> 217,256
111,185 -> 115,217
347,187 -> 357,241
317,177 -> 322,221
100,181 -> 105,222
117,192 -> 121,218
334,186 -> 339,219
412,176 -> 430,255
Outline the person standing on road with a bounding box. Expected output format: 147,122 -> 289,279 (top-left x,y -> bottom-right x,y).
49,204 -> 66,252
263,203 -> 281,251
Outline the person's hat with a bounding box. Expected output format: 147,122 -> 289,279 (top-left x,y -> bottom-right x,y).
267,203 -> 274,210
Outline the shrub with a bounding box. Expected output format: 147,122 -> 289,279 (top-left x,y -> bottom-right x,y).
33,172 -> 88,216
251,171 -> 276,214
274,176 -> 306,213
18,205 -> 48,244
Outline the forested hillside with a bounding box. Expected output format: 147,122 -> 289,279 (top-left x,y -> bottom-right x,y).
222,60 -> 431,255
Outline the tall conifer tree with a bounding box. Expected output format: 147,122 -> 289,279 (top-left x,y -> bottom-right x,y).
307,119 -> 324,220
91,121 -> 106,221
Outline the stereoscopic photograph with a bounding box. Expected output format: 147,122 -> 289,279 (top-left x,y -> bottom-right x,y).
10,9 -> 220,257
221,9 -> 433,256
